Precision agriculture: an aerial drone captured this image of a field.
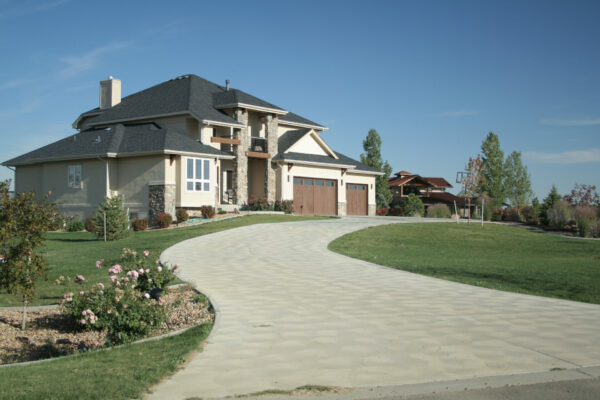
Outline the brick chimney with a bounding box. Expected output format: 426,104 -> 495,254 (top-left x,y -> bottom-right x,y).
99,76 -> 121,109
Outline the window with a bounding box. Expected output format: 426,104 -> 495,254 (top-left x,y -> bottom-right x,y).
294,178 -> 302,185
186,157 -> 210,192
325,181 -> 334,187
68,165 -> 82,188
304,179 -> 313,185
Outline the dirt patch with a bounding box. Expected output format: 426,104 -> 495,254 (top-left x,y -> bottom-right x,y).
0,285 -> 214,365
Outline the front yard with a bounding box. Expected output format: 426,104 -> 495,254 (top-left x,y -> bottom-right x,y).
329,222 -> 600,304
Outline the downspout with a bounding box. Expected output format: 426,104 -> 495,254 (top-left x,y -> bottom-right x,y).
97,157 -> 110,197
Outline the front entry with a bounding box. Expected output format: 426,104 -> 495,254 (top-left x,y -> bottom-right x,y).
346,183 -> 368,215
293,177 -> 337,215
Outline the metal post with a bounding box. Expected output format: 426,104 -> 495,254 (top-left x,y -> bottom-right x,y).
453,201 -> 459,223
103,212 -> 107,242
481,197 -> 484,227
467,197 -> 471,223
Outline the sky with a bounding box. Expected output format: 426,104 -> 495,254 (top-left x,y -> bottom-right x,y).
0,0 -> 598,199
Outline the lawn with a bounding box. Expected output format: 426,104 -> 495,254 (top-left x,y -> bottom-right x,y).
0,323 -> 212,400
0,214 -> 331,306
329,222 -> 600,304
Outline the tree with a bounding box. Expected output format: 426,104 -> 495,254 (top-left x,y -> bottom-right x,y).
463,155 -> 484,198
563,184 -> 600,206
0,180 -> 57,329
360,129 -> 393,208
93,196 -> 130,241
401,193 -> 425,217
540,185 -> 561,226
504,151 -> 533,210
480,132 -> 506,207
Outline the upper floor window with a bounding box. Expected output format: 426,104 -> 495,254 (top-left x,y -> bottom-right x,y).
186,158 -> 210,192
68,165 -> 82,188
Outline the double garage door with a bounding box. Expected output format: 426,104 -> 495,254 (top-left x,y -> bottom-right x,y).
293,177 -> 368,216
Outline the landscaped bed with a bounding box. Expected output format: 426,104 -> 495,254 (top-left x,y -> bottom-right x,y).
329,222 -> 600,304
0,285 -> 213,365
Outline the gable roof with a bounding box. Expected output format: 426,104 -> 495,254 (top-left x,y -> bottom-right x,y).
2,123 -> 232,166
273,129 -> 381,174
213,88 -> 286,113
423,177 -> 453,188
388,174 -> 434,187
279,111 -> 325,129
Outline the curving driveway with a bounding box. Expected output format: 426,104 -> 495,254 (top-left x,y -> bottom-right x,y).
149,217 -> 600,399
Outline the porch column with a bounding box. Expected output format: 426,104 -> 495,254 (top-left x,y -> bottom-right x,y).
264,114 -> 278,201
232,108 -> 248,205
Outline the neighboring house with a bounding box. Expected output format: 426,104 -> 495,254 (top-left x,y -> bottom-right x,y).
388,170 -> 469,211
2,75 -> 381,222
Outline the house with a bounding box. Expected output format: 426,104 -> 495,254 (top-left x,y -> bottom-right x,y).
388,170 -> 469,212
2,75 -> 381,222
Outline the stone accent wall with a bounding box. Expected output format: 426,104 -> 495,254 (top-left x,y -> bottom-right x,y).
337,202 -> 347,216
232,108 -> 248,205
265,114 -> 278,201
368,204 -> 376,217
148,184 -> 176,225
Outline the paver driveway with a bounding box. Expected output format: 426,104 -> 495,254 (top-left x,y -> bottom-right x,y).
149,217 -> 600,399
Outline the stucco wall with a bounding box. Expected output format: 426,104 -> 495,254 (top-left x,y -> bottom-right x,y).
177,156 -> 219,208
247,112 -> 265,138
278,124 -> 301,137
288,134 -> 328,156
248,158 -> 266,199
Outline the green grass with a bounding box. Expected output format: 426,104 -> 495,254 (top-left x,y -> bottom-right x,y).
0,323 -> 212,400
0,215 -> 331,306
329,223 -> 600,304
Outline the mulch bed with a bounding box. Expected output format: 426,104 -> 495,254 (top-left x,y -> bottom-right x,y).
0,285 -> 214,365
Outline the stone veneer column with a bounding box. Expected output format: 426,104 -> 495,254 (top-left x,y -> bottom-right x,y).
337,202 -> 347,216
232,109 -> 248,205
264,114 -> 278,201
148,184 -> 176,225
368,204 -> 376,216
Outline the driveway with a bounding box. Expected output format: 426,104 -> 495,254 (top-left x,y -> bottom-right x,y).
149,217 -> 600,399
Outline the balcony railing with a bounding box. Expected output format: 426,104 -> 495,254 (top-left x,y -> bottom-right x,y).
249,137 -> 267,152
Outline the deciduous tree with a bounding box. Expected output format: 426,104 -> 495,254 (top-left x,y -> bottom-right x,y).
504,151 -> 533,210
480,132 -> 506,207
563,183 -> 600,206
360,129 -> 393,208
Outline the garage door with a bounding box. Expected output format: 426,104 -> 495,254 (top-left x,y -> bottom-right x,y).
293,177 -> 337,215
346,183 -> 368,215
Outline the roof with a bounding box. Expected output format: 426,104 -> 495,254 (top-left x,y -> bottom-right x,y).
272,130 -> 380,174
388,174 -> 434,187
423,177 -> 453,188
394,170 -> 412,176
2,123 -> 232,166
422,192 -> 468,206
74,75 -> 323,130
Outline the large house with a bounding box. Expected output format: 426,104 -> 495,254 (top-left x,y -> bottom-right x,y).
3,75 -> 380,222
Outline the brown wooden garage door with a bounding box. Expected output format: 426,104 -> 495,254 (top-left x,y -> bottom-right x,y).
293,177 -> 337,215
346,183 -> 368,215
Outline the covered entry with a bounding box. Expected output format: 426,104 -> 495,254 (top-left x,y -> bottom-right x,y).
293,177 -> 337,215
346,183 -> 368,215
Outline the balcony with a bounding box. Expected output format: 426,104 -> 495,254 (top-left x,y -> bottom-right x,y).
210,136 -> 241,145
247,137 -> 269,159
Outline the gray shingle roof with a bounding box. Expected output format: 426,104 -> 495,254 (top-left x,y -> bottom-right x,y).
2,123 -> 231,166
279,111 -> 324,128
273,130 -> 380,174
213,88 -> 285,111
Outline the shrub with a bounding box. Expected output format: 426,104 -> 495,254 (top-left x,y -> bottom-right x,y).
218,209 -> 227,215
176,208 -> 189,223
66,220 -> 85,232
376,208 -> 389,216
401,194 -> 425,217
390,207 -> 403,216
274,200 -> 294,214
426,203 -> 451,218
491,208 -> 506,221
478,194 -> 494,221
156,212 -> 172,228
199,205 -> 216,219
85,217 -> 96,232
590,219 -> 600,238
521,206 -> 539,225
547,201 -> 572,229
248,196 -> 274,211
93,196 -> 130,241
574,206 -> 597,238
504,207 -> 522,222
63,249 -> 178,344
132,219 -> 148,231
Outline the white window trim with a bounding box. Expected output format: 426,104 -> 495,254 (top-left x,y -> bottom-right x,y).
185,157 -> 210,192
68,165 -> 82,189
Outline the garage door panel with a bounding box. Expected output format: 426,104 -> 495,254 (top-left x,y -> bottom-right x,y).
293,177 -> 337,216
347,183 -> 367,215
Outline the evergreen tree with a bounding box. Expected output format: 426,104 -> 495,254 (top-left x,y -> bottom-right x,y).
93,196 -> 130,241
480,132 -> 506,207
360,129 -> 393,208
539,185 -> 561,226
504,151 -> 533,210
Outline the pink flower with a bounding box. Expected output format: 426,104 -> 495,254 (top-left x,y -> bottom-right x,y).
75,275 -> 85,283
131,284 -> 135,289
95,259 -> 104,269
107,309 -> 112,314
145,269 -> 150,274
157,266 -> 162,273
173,267 -> 179,273
82,310 -> 87,316
79,291 -> 84,295
97,283 -> 104,290
123,304 -> 128,309
138,268 -> 144,274
158,298 -> 164,306
144,293 -> 150,299
155,259 -> 160,264
109,275 -> 117,283
80,319 -> 86,325
143,250 -> 149,257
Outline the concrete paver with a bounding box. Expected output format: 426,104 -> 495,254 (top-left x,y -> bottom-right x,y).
148,217 -> 600,399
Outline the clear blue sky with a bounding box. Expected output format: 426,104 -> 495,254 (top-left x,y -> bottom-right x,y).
1,0 -> 598,199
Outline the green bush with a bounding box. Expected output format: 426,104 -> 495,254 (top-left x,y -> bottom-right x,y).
521,206 -> 539,225
547,201 -> 572,229
67,220 -> 85,232
93,196 -> 130,241
591,219 -> 600,238
401,194 -> 425,217
426,203 -> 451,218
118,248 -> 177,292
248,196 -> 274,211
574,206 -> 597,238
218,209 -> 227,215
85,217 -> 96,232
478,194 -> 494,221
200,205 -> 216,219
274,200 -> 294,214
390,207 -> 403,216
132,218 -> 148,231
176,208 -> 189,222
156,212 -> 172,228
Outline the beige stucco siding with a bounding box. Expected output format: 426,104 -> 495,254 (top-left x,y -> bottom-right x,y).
278,124 -> 301,137
177,156 -> 219,208
248,158 -> 266,198
115,155 -> 166,217
287,135 -> 328,156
